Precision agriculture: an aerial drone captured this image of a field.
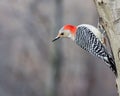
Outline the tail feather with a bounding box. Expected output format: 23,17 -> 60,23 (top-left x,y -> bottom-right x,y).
107,55 -> 117,77
104,54 -> 118,95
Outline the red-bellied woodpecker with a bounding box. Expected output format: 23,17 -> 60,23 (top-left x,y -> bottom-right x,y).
52,24 -> 117,77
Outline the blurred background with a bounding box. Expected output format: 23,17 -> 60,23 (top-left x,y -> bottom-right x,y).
0,0 -> 117,96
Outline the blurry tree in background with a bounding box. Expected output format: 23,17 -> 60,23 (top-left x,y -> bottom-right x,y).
52,0 -> 63,96
0,0 -> 118,96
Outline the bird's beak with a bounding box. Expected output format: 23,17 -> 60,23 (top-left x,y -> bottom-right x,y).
52,36 -> 60,42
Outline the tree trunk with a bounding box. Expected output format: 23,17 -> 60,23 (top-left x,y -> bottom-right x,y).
93,0 -> 120,95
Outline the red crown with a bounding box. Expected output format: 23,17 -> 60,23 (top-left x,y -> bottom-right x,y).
63,24 -> 77,35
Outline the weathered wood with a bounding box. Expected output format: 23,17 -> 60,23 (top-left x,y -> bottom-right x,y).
94,0 -> 120,95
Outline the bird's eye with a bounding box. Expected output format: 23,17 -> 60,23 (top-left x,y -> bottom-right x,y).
61,33 -> 64,35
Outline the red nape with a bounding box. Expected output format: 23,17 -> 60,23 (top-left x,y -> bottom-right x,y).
63,24 -> 77,35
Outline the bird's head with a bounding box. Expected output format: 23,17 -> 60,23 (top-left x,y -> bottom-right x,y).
52,24 -> 77,42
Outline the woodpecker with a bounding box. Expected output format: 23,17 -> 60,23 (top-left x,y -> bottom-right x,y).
52,24 -> 117,77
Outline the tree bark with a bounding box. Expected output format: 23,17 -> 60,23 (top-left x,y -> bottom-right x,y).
93,0 -> 120,95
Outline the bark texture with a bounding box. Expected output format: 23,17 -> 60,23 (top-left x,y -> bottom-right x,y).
94,0 -> 120,95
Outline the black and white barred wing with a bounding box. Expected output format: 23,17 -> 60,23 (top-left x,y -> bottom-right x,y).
75,26 -> 117,76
